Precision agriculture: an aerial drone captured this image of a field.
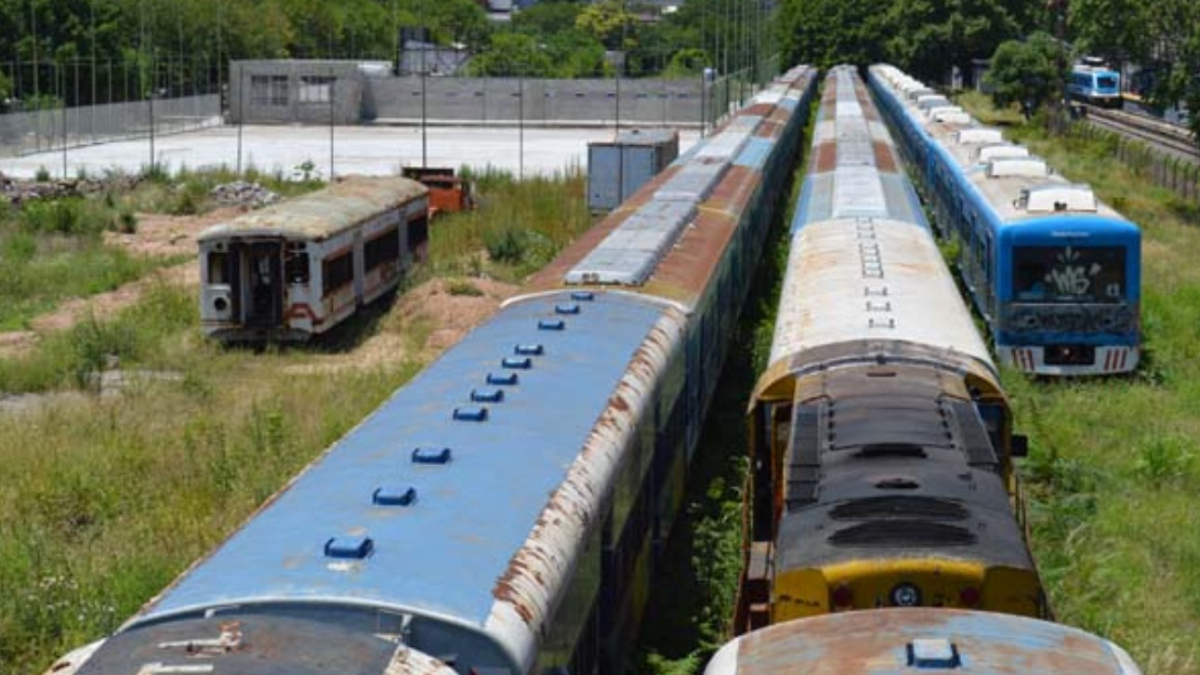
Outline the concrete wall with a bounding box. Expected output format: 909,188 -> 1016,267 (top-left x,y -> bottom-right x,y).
370,76 -> 706,126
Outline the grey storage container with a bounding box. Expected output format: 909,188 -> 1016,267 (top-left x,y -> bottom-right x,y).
588,129 -> 680,211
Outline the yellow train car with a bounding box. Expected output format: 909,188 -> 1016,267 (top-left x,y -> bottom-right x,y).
736,67 -> 1042,632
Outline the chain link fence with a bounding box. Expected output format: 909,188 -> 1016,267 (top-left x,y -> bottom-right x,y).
1063,115 -> 1200,204
0,59 -> 223,159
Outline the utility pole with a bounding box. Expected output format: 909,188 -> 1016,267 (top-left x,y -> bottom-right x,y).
420,0 -> 428,169
329,66 -> 335,180
31,0 -> 39,102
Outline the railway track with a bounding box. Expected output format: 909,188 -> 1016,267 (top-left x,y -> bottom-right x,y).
1080,104 -> 1200,162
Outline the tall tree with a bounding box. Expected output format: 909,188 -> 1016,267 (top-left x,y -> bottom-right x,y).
776,0 -> 890,69
886,0 -> 1026,85
985,31 -> 1065,119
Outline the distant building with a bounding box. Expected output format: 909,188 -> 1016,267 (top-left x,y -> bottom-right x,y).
228,60 -> 370,125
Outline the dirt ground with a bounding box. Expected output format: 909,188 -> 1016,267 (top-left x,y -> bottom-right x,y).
0,202 -> 520,372
284,277 -> 520,375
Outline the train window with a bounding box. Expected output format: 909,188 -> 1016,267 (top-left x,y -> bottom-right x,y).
1011,246 -> 1126,303
323,252 -> 354,295
285,244 -> 310,284
207,252 -> 230,284
364,227 -> 401,271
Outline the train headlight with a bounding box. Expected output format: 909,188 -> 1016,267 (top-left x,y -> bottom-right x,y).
890,582 -> 922,607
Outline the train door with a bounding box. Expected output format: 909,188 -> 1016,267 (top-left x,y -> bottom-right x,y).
243,241 -> 283,329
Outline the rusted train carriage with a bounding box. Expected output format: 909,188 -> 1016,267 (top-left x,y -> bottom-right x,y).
737,67 -> 1043,634
198,177 -> 429,341
49,66 -> 818,675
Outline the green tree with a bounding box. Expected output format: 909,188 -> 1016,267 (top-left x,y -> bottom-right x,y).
1068,0 -> 1151,67
575,0 -> 638,52
776,0 -> 891,69
886,0 -> 1027,84
464,31 -> 554,77
664,47 -> 708,77
984,31 -> 1065,119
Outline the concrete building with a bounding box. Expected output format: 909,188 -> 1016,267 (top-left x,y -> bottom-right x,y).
228,60 -> 370,125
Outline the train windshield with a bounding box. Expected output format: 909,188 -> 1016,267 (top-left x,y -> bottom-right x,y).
1097,75 -> 1118,89
1011,245 -> 1126,303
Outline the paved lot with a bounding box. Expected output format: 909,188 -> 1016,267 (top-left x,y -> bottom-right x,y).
0,124 -> 700,180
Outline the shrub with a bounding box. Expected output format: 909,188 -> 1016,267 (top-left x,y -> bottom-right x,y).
447,279 -> 484,297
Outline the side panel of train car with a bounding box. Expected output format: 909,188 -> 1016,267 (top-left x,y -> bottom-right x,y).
198,177 -> 429,341
868,65 -> 1141,375
705,609 -> 1144,675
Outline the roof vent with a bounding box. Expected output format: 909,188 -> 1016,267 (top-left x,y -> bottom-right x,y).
538,318 -> 566,331
324,535 -> 374,559
372,486 -> 417,506
570,291 -> 595,301
976,144 -> 1029,163
514,344 -> 544,356
471,388 -> 505,403
933,110 -> 972,125
956,128 -> 1004,145
555,303 -> 581,315
412,447 -> 452,464
908,638 -> 961,669
486,372 -> 519,386
1021,184 -> 1098,213
452,406 -> 489,422
987,157 -> 1049,178
502,356 -> 533,370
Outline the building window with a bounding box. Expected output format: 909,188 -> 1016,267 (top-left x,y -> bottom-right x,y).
364,227 -> 400,272
251,75 -> 289,107
323,252 -> 354,295
299,76 -> 335,104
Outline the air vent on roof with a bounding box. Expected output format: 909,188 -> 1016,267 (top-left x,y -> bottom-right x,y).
977,144 -> 1029,163
538,319 -> 565,331
1021,184 -> 1098,213
874,476 -> 921,490
828,520 -> 977,547
471,388 -> 504,403
916,96 -> 951,111
412,447 -> 453,464
830,496 -> 969,521
956,128 -> 1004,145
487,372 -> 519,386
933,110 -> 972,125
908,639 -> 961,669
925,105 -> 962,119
514,344 -> 544,356
502,356 -> 532,370
372,486 -> 417,506
570,291 -> 595,301
453,406 -> 489,422
987,157 -> 1049,178
555,303 -> 580,315
324,535 -> 374,559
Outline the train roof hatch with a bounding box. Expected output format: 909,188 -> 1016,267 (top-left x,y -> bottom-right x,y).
1022,184 -> 1098,213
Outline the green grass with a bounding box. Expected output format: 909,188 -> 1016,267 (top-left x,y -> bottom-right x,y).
958,95 -> 1200,675
0,201 -> 173,331
0,172 -> 590,673
428,166 -> 591,282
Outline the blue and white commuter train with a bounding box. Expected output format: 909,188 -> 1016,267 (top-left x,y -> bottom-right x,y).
1069,63 -> 1122,108
870,64 -> 1141,375
46,67 -> 818,675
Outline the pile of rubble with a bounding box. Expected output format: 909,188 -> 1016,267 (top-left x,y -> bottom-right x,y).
0,173 -> 140,205
209,181 -> 281,208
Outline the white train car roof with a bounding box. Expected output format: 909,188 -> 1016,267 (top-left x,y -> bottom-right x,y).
198,177 -> 428,242
767,66 -> 992,376
871,65 -> 1129,226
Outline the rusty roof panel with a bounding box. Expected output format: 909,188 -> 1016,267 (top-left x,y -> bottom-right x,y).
198,177 -> 427,242
704,609 -> 1140,675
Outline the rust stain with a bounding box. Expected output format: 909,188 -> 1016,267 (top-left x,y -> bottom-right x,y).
872,141 -> 897,172
815,143 -> 838,173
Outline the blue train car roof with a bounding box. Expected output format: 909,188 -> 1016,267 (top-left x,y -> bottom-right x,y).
131,290 -> 669,628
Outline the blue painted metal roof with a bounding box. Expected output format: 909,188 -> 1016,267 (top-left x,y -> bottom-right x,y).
135,291 -> 668,627
734,137 -> 774,170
